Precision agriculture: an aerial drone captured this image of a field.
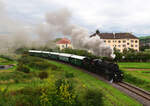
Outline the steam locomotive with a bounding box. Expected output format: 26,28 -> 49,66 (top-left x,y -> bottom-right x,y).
28,50 -> 123,82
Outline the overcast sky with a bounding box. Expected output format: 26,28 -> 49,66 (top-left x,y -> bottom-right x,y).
3,0 -> 150,36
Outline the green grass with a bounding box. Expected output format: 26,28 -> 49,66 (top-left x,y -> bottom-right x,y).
118,62 -> 150,92
122,69 -> 150,92
0,57 -> 141,106
48,60 -> 141,106
0,57 -> 16,65
118,62 -> 150,69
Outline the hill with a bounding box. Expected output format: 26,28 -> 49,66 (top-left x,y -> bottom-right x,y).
139,36 -> 150,40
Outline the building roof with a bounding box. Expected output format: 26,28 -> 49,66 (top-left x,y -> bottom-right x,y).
91,33 -> 138,39
56,38 -> 71,44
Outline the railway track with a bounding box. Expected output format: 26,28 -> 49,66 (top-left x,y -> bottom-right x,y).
117,82 -> 150,102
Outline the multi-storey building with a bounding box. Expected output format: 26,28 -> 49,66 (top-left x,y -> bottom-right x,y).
92,32 -> 139,52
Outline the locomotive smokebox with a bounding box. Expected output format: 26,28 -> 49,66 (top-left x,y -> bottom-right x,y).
90,30 -> 100,38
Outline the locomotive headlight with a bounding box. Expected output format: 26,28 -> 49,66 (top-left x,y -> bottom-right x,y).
121,74 -> 123,76
115,74 -> 117,77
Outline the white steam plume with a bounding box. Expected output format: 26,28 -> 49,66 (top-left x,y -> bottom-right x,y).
44,8 -> 113,57
0,0 -> 113,57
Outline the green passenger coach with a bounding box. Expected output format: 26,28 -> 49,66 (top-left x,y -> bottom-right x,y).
70,55 -> 85,66
58,53 -> 72,62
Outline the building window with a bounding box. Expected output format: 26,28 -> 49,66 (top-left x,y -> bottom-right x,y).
123,40 -> 126,43
127,43 -> 129,45
62,45 -> 64,48
123,45 -> 126,47
66,44 -> 68,48
131,40 -> 134,43
108,40 -> 111,43
135,45 -> 138,47
131,45 -> 134,47
118,40 -> 121,43
135,40 -> 138,43
118,45 -> 121,47
104,40 -> 106,42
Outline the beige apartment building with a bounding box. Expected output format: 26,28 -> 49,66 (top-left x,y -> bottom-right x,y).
92,32 -> 139,52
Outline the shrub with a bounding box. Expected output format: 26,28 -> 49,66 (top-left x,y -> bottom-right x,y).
82,89 -> 103,106
0,55 -> 14,61
29,61 -> 50,70
16,64 -> 30,73
65,72 -> 74,78
55,79 -> 78,105
50,65 -> 58,70
55,79 -> 73,92
40,78 -> 79,106
38,72 -> 48,79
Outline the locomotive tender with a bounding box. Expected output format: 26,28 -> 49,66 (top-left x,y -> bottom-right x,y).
28,50 -> 123,82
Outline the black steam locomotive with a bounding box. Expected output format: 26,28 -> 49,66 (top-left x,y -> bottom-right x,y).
29,50 -> 123,82
82,58 -> 123,82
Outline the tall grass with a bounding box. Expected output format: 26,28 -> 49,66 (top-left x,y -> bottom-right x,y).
123,70 -> 150,92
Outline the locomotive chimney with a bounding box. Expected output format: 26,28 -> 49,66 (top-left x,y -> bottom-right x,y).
96,29 -> 100,35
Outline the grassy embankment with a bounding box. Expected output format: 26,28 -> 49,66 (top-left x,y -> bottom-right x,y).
118,62 -> 150,92
119,62 -> 150,69
0,56 -> 141,106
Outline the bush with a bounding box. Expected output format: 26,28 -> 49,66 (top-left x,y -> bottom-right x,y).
38,72 -> 48,79
61,48 -> 100,59
16,64 -> 30,73
0,55 -> 14,61
65,72 -> 74,78
54,79 -> 79,105
114,51 -> 150,62
29,61 -> 50,70
82,89 -> 103,106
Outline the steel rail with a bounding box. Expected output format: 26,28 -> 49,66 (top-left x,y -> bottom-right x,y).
118,82 -> 150,101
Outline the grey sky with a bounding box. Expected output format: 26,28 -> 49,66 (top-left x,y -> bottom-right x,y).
3,0 -> 150,36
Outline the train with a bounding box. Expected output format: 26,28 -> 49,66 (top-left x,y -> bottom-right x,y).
28,50 -> 123,82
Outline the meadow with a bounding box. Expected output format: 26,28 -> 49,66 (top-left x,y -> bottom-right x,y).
118,62 -> 150,69
0,56 -> 141,106
118,62 -> 150,92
